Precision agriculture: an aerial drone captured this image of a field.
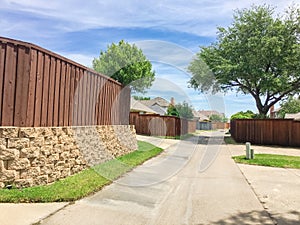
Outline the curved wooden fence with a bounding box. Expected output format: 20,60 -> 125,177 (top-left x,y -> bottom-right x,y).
0,36 -> 130,127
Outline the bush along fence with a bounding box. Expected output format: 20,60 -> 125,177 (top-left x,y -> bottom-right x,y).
130,112 -> 197,137
230,119 -> 300,147
0,37 -> 137,188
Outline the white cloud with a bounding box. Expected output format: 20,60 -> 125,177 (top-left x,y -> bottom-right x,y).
1,0 -> 294,37
135,40 -> 195,71
58,52 -> 94,68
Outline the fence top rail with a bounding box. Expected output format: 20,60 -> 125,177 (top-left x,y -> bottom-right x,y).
130,112 -> 197,122
231,119 -> 295,122
0,36 -> 123,87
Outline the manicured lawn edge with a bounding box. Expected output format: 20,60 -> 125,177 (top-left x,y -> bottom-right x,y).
224,136 -> 238,145
232,154 -> 300,169
0,141 -> 163,203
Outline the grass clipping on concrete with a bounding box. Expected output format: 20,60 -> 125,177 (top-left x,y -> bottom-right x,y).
0,141 -> 162,203
233,154 -> 300,169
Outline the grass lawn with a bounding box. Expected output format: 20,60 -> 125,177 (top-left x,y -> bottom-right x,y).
224,136 -> 238,144
0,141 -> 162,203
155,133 -> 194,140
232,154 -> 300,169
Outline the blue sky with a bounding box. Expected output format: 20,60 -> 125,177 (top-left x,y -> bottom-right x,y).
0,0 -> 295,116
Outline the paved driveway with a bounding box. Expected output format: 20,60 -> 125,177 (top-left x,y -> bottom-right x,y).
1,132 -> 299,225
40,132 -> 274,225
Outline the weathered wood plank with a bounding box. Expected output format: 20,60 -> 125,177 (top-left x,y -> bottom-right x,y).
59,62 -> 66,126
0,42 -> 6,125
47,56 -> 56,126
26,49 -> 38,127
14,45 -> 31,126
2,43 -> 17,126
53,59 -> 61,126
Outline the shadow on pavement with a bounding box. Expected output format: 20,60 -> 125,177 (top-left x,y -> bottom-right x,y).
201,210 -> 300,225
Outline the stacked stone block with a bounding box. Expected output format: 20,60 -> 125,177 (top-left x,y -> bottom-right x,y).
0,125 -> 137,188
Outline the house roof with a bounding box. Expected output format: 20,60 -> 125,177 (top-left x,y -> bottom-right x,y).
193,110 -> 210,121
130,98 -> 157,114
285,112 -> 300,120
149,104 -> 167,115
140,97 -> 170,108
198,110 -> 224,117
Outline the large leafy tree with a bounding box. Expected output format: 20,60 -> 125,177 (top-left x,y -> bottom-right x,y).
278,97 -> 300,118
209,114 -> 228,123
93,40 -> 155,93
230,110 -> 256,120
189,5 -> 300,117
167,101 -> 194,119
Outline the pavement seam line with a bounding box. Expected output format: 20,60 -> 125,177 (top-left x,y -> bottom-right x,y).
227,145 -> 277,225
32,202 -> 74,225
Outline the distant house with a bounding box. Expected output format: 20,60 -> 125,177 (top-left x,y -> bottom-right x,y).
198,110 -> 225,118
140,97 -> 170,115
285,112 -> 300,120
130,98 -> 157,114
192,110 -> 209,121
270,105 -> 281,118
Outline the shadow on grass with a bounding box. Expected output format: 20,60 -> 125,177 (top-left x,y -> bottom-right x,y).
202,210 -> 300,225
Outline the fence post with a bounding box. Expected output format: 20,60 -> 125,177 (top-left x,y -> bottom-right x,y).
246,142 -> 251,159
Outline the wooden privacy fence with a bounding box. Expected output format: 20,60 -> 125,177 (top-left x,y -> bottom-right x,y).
130,112 -> 196,136
230,119 -> 300,147
0,36 -> 130,127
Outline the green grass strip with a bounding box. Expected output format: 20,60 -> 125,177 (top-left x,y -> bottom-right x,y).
232,154 -> 300,169
0,141 -> 162,203
224,136 -> 238,144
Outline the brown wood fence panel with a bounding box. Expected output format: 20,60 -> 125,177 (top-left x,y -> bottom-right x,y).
130,112 -> 195,136
0,36 -> 130,127
230,119 -> 300,147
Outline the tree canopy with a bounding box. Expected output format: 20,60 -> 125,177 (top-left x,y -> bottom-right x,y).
166,104 -> 179,117
278,97 -> 300,118
188,5 -> 300,117
133,96 -> 151,100
209,114 -> 228,122
93,40 -> 155,93
166,101 -> 194,119
230,110 -> 256,120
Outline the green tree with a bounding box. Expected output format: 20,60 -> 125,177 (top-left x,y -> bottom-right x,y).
133,96 -> 151,100
175,101 -> 194,119
167,104 -> 179,117
93,40 -> 155,93
230,110 -> 256,120
278,97 -> 300,118
209,114 -> 228,122
188,5 -> 300,117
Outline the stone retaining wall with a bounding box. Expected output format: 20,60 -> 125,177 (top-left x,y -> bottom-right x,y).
0,125 -> 137,188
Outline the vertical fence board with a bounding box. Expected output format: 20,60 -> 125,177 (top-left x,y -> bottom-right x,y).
14,46 -> 31,126
63,63 -> 71,126
86,72 -> 91,125
2,43 -> 17,126
47,56 -> 56,126
59,62 -> 66,126
33,51 -> 44,127
68,65 -> 75,126
73,67 -> 80,126
53,60 -> 61,126
26,49 -> 37,127
0,42 -> 6,125
41,54 -> 50,126
77,69 -> 84,126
